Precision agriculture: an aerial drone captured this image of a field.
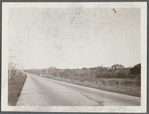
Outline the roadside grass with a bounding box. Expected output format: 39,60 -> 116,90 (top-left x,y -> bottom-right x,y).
47,76 -> 141,97
8,71 -> 27,106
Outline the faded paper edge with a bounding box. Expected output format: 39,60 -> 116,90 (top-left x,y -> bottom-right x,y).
1,2 -> 147,112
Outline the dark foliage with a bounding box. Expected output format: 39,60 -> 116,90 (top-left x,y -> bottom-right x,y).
129,63 -> 141,79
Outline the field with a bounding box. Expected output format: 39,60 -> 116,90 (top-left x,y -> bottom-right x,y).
25,65 -> 141,97
8,70 -> 27,106
47,76 -> 140,97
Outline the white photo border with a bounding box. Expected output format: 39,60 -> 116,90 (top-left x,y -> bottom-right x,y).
1,2 -> 147,112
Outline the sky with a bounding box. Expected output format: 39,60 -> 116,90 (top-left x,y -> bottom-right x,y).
8,6 -> 141,69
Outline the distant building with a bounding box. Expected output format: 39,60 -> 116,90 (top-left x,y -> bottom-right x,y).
39,73 -> 48,77
48,67 -> 56,70
111,64 -> 124,69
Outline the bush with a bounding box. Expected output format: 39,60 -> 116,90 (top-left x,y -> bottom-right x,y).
95,68 -> 130,78
129,63 -> 141,79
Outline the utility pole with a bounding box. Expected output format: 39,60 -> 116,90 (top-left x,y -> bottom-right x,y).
8,49 -> 15,80
17,59 -> 19,76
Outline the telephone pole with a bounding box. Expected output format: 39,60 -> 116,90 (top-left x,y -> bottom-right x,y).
17,59 -> 19,76
8,49 -> 15,79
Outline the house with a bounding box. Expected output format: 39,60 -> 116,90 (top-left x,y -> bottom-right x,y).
39,73 -> 48,77
111,64 -> 124,69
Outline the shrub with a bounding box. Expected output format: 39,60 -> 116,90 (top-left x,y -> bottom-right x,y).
129,63 -> 141,79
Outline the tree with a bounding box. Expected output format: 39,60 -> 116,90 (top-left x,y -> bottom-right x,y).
129,63 -> 141,79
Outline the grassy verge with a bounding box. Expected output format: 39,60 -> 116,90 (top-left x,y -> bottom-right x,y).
8,71 -> 27,106
46,76 -> 140,97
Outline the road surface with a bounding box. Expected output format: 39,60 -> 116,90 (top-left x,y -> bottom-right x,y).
17,73 -> 141,106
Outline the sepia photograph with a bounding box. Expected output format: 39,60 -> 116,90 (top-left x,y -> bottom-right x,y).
2,2 -> 147,112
